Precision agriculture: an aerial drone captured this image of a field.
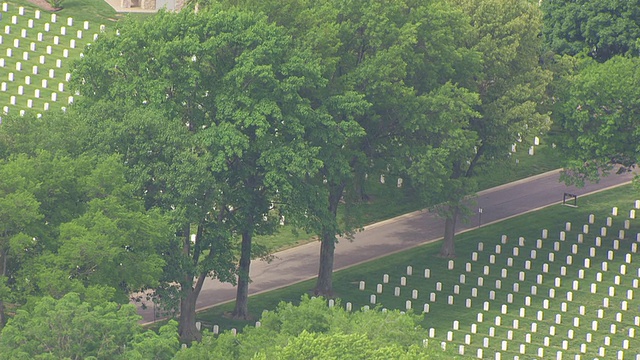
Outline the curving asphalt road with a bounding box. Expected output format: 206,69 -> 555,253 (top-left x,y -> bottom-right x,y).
136,169 -> 636,324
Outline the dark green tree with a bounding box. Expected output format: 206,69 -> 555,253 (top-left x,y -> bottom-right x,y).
0,293 -> 179,360
555,56 -> 640,185
541,0 -> 640,62
71,7 -> 329,340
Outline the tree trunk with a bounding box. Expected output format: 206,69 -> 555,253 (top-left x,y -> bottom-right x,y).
0,300 -> 6,329
314,230 -> 335,296
439,206 -> 459,258
232,230 -> 252,319
178,287 -> 202,344
313,183 -> 344,296
0,249 -> 7,328
177,224 -> 204,344
354,171 -> 369,202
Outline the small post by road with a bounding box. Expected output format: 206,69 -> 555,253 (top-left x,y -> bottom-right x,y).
478,207 -> 483,228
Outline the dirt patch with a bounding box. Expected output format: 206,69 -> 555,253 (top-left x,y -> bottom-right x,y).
24,0 -> 60,12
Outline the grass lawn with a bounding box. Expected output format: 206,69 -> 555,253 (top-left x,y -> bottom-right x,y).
7,0 -> 122,24
0,1 -> 148,116
196,184 -> 640,359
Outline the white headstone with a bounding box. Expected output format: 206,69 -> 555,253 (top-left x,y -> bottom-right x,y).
44,23 -> 50,32
612,207 -> 618,216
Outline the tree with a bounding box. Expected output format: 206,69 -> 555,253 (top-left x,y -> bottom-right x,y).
417,0 -> 552,257
0,292 -> 179,360
0,114 -> 172,329
288,0 -> 437,297
72,7 -> 328,340
173,295 -> 461,359
555,56 -> 640,185
541,0 -> 640,62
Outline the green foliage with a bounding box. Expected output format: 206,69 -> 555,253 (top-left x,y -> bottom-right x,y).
0,293 -> 140,359
541,0 -> 640,62
556,56 -> 640,185
0,293 -> 179,360
47,0 -> 64,9
0,113 -> 173,327
174,296 -> 460,359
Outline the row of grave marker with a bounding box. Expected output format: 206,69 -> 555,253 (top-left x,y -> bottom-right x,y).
355,204 -> 640,358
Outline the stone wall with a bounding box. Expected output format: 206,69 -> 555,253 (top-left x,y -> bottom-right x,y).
141,0 -> 155,10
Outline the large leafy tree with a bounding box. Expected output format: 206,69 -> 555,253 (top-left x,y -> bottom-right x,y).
0,150 -> 171,329
416,0 -> 552,258
72,7 -> 328,340
555,56 -> 640,185
173,296 -> 459,359
0,292 -> 179,360
541,0 -> 640,62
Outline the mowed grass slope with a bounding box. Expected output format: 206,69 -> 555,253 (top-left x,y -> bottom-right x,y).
0,0 -> 141,117
197,184 -> 640,359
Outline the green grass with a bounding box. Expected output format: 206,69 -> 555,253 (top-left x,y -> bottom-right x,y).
0,1 -> 149,116
8,0 -> 121,24
195,184 -> 640,358
475,141 -> 564,190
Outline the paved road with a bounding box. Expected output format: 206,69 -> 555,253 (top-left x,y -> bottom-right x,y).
137,169 -> 636,324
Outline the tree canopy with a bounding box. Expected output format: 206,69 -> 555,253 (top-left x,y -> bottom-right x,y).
173,296 -> 461,359
0,293 -> 179,360
555,56 -> 640,185
71,6 -> 335,340
542,0 -> 640,62
0,113 -> 172,327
